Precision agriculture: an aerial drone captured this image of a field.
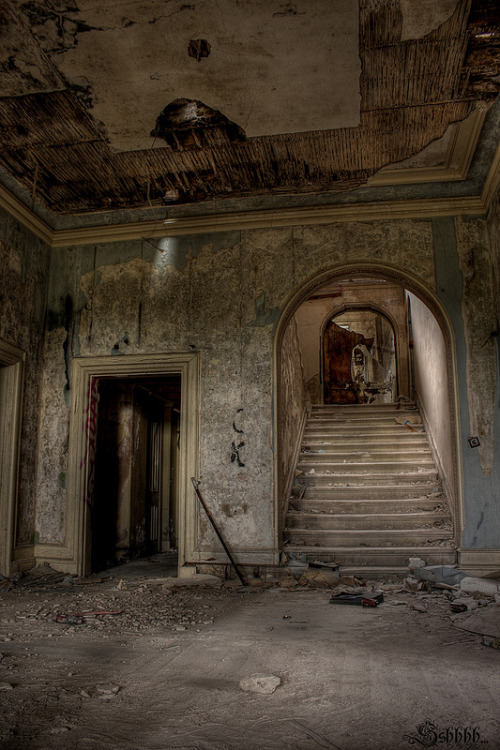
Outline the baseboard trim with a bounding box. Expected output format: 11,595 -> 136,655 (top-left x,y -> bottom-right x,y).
33,543 -> 79,575
12,544 -> 35,573
459,549 -> 500,576
188,549 -> 279,566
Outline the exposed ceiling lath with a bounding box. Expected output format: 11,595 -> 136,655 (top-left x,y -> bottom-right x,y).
0,0 -> 499,215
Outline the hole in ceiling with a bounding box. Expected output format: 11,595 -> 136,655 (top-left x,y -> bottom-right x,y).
188,39 -> 211,61
150,98 -> 245,150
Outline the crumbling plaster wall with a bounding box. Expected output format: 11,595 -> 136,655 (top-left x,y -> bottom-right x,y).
454,217 -> 497,478
278,315 -> 308,531
408,292 -> 454,506
486,189 -> 500,334
0,207 -> 50,548
38,214 -> 500,557
40,219 -> 435,558
432,216 -> 499,550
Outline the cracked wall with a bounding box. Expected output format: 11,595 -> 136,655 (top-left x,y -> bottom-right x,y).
454,217 -> 497,477
0,208 -> 486,561
0,206 -> 50,549
39,218 -> 439,559
278,315 -> 308,532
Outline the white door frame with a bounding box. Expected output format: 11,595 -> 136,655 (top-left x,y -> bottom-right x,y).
61,352 -> 200,577
0,339 -> 24,576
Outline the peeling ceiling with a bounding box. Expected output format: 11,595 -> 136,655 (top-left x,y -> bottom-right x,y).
0,0 -> 499,215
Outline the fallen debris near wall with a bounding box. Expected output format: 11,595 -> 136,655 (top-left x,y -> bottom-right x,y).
330,589 -> 384,607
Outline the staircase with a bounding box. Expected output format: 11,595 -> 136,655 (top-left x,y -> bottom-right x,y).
284,403 -> 456,577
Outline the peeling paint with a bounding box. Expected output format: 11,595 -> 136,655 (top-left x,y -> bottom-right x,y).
19,214 -> 499,557
0,209 -> 51,546
250,293 -> 281,327
455,217 -> 496,476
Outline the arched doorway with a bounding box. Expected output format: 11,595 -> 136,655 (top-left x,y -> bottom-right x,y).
322,308 -> 397,404
274,264 -> 463,569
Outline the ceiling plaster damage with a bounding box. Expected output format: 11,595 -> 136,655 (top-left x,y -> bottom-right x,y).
0,0 -> 499,214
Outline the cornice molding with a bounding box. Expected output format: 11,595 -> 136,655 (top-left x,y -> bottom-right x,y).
0,185 -> 491,249
51,196 -> 486,247
369,108 -> 487,187
0,183 -> 54,246
481,140 -> 500,210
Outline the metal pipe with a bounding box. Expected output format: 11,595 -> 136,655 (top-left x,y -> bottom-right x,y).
191,478 -> 246,586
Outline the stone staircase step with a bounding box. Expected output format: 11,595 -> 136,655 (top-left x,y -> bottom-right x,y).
308,414 -> 419,424
284,528 -> 454,546
304,424 -> 425,442
312,401 -> 416,412
291,496 -> 445,514
284,402 -> 455,573
298,461 -> 435,474
303,435 -> 429,455
286,511 -> 452,531
296,473 -> 438,487
283,546 -> 457,567
299,450 -> 431,462
292,483 -> 441,499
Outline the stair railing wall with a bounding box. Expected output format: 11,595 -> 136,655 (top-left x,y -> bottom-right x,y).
416,394 -> 458,541
280,406 -> 309,540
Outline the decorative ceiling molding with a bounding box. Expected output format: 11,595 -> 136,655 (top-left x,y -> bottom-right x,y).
481,140 -> 500,210
369,108 -> 487,186
4,139 -> 500,249
50,196 -> 487,247
0,185 -> 53,246
0,180 -> 493,249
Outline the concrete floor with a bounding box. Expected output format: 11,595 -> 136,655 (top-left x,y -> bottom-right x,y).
0,561 -> 499,749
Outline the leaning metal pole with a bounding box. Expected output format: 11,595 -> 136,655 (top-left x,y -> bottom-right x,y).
191,477 -> 246,586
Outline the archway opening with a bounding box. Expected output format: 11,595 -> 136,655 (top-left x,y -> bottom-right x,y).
275,266 -> 461,571
323,308 -> 396,404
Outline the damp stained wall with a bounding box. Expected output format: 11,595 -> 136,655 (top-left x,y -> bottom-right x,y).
278,315 -> 308,532
33,213 -> 500,561
407,292 -> 455,511
0,206 -> 50,551
432,216 -> 500,550
40,219 -> 437,561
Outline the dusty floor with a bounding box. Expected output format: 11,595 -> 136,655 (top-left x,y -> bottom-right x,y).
1,557 -> 499,750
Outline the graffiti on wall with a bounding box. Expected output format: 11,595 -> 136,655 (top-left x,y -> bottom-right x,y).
80,377 -> 99,506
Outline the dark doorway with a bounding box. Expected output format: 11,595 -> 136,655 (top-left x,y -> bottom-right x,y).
91,375 -> 181,572
323,309 -> 396,404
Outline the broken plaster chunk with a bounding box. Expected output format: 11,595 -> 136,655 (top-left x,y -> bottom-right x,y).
239,674 -> 281,695
460,577 -> 500,596
451,597 -> 479,612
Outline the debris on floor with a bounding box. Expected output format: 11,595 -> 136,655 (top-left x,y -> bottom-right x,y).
407,557 -> 427,571
483,636 -> 500,650
239,674 -> 281,694
459,576 -> 500,596
1,553 -> 499,750
298,569 -> 340,588
450,596 -> 479,612
413,564 -> 467,587
453,602 -> 500,639
330,589 -> 384,607
309,560 -> 339,571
